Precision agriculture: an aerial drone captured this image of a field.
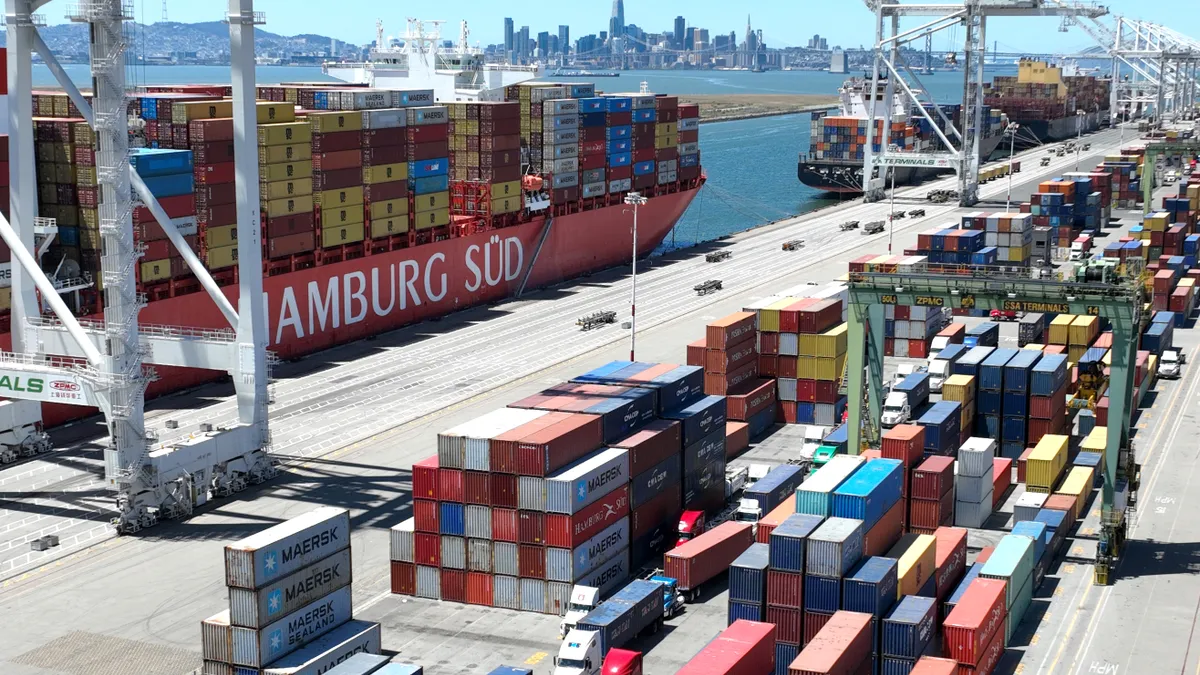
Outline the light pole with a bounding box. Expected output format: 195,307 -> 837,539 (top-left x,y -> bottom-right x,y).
624,191 -> 648,361
1075,109 -> 1085,171
887,144 -> 898,254
1006,123 -> 1020,212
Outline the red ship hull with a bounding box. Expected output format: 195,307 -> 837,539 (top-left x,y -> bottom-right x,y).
10,185 -> 701,426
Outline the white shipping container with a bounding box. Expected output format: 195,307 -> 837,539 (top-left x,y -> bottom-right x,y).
350,90 -> 391,110
520,578 -> 547,613
519,476 -> 547,511
628,94 -> 657,109
1013,492 -> 1048,524
361,108 -> 407,129
546,447 -> 630,515
958,437 -> 997,477
229,548 -> 353,630
231,586 -> 353,668
494,574 -> 521,609
392,89 -> 435,107
679,142 -> 699,155
465,505 -> 492,539
985,232 -> 999,247
609,178 -> 632,193
416,565 -> 441,599
201,610 -> 233,663
909,320 -> 927,339
547,581 -> 573,616
261,620 -> 382,675
885,304 -> 895,321
894,338 -> 909,358
407,106 -> 448,125
225,506 -> 351,590
582,181 -> 606,198
494,542 -> 519,576
553,129 -> 580,144
657,159 -> 678,173
813,403 -> 836,427
543,114 -> 580,130
441,536 -> 466,570
545,518 -> 629,582
552,157 -> 579,174
955,471 -> 993,503
656,170 -> 677,185
806,517 -> 864,578
203,661 -> 234,675
898,256 -> 928,273
468,538 -> 493,572
896,320 -> 911,340
454,408 -> 547,472
171,216 -> 199,236
779,333 -> 799,357
954,493 -> 994,529
799,455 -> 866,497
778,378 -> 798,402
389,518 -> 414,562
679,118 -> 700,131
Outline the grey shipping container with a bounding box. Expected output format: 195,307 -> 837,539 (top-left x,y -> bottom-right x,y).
553,129 -> 579,144
519,476 -> 547,511
552,172 -> 579,188
225,506 -> 351,590
546,518 -> 630,582
546,448 -> 630,515
361,108 -> 406,129
203,661 -> 235,675
806,517 -> 865,579
582,168 -> 605,184
229,548 -> 353,629
231,585 -> 353,667
416,565 -> 441,599
201,610 -> 233,662
325,654 -> 393,674
261,620 -> 382,675
547,99 -> 580,115
609,178 -> 632,193
389,518 -> 414,562
392,90 -> 435,107
548,580 -> 573,615
441,536 -> 466,570
582,181 -> 606,198
494,541 -> 520,576
494,574 -> 522,609
407,106 -> 448,125
552,157 -> 580,174
581,547 -> 633,597
376,665 -> 424,675
466,505 -> 492,539
521,578 -> 547,613
468,538 -> 493,572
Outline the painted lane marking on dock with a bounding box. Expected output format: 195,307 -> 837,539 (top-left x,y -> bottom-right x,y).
525,652 -> 548,665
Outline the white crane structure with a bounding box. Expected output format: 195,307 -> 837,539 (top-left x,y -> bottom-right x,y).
859,1 -> 1110,207
2,0 -> 272,533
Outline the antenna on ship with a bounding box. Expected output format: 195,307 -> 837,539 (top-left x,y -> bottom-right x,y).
376,19 -> 384,50
639,80 -> 650,94
459,20 -> 469,54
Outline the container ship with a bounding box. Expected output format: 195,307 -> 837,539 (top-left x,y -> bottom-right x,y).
0,71 -> 703,426
796,77 -> 1006,194
983,59 -> 1112,145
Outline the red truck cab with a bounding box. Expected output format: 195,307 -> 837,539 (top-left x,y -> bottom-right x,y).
602,649 -> 642,675
677,510 -> 706,545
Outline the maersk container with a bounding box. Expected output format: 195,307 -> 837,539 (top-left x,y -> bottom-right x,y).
1003,350 -> 1041,393
575,579 -> 665,656
843,556 -> 898,618
768,513 -> 825,573
546,518 -> 629,583
663,395 -> 728,447
952,346 -> 994,379
729,543 -> 771,605
546,447 -> 630,514
915,402 -> 961,455
323,653 -> 393,675
893,373 -> 931,408
231,585 -> 354,667
979,348 -> 1018,391
980,534 -> 1035,607
1011,520 -> 1048,562
804,574 -> 841,613
1030,353 -> 1068,396
806,517 -> 864,579
964,322 -> 999,347
796,455 -> 865,517
225,506 -> 351,589
201,610 -> 234,662
881,595 -> 937,659
744,464 -> 806,517
259,620 -> 382,675
831,458 -> 903,530
228,547 -> 353,629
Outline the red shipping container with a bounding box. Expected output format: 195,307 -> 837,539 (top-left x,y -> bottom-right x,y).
441,569 -> 467,603
611,419 -> 683,476
464,470 -> 490,505
1017,447 -> 1034,484
547,485 -> 630,548
1043,494 -> 1077,531
778,358 -> 799,381
687,339 -> 707,367
707,340 -> 757,374
609,165 -> 632,180
631,484 -> 682,539
193,141 -> 236,165
959,625 -> 1005,675
778,401 -> 798,425
143,235 -> 198,261
909,491 -> 953,531
390,561 -> 416,595
197,203 -> 237,227
813,381 -> 838,405
413,499 -> 439,533
414,532 -> 440,566
759,355 -> 779,378
412,456 -> 439,499
726,421 -> 751,459
579,153 -> 606,171
439,468 -> 464,502
707,312 -> 758,349
406,124 -> 449,144
767,605 -> 804,644
466,571 -> 493,606
909,657 -> 958,675
483,507 -> 516,542
882,425 -> 925,467
363,180 -> 408,203
268,232 -> 317,259
797,299 -> 843,335
490,473 -> 518,509
489,412 -> 560,474
779,299 -> 818,333
726,378 -> 777,421
758,332 -> 780,355
938,323 -> 966,342
133,194 -> 196,223
519,544 -> 546,579
766,570 -> 804,609
195,182 -> 237,208
705,360 -> 759,397
911,456 -> 955,500
933,526 -> 968,600
909,339 -> 930,360
864,500 -> 904,557
894,305 -> 910,321
409,141 -> 449,162
311,130 -> 363,153
862,449 -> 882,460
992,458 -> 1013,505
516,413 -> 604,477
792,611 -> 872,675
848,254 -> 878,273
943,577 -> 1007,666
676,620 -> 776,675
519,510 -> 545,545
1029,394 -> 1065,420
793,378 -> 813,402
195,162 -> 235,185
665,521 -> 755,593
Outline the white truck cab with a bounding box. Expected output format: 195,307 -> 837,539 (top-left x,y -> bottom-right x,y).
555,629 -> 602,675
881,392 -> 911,428
892,363 -> 916,389
745,464 -> 770,489
559,586 -> 601,638
734,497 -> 762,522
799,426 -> 824,460
928,336 -> 952,360
928,358 -> 952,393
725,466 -> 749,500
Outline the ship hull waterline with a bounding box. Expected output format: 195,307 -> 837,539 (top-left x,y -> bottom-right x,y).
796,133 -> 1006,195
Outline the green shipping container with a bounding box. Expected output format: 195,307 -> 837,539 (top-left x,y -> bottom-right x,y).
980,534 -> 1035,608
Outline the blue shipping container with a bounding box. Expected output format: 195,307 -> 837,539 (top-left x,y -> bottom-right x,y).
843,557 -> 899,618
936,343 -> 969,364
1034,508 -> 1068,549
606,126 -> 633,140
954,346 -> 995,378
727,599 -> 765,624
609,152 -> 632,167
979,348 -> 1018,391
916,401 -> 961,455
1030,354 -> 1068,396
775,643 -> 801,675
966,322 -> 1000,346
142,173 -> 194,199
728,543 -> 770,604
630,455 -> 681,508
880,657 -> 917,675
682,428 -> 726,508
605,97 -> 632,112
664,395 -> 728,447
486,668 -> 532,675
1003,350 -> 1041,393
831,458 -> 903,530
804,574 -> 841,613
1003,392 -> 1029,418
607,139 -> 632,155
747,407 -> 775,439
633,160 -> 656,176
409,158 -> 449,179
978,390 -> 1002,416
823,423 -> 849,453
944,562 -> 983,615
1002,416 -> 1027,444
412,174 -> 450,195
768,513 -> 825,573
1012,520 -> 1049,562
1143,322 -> 1173,355
439,502 -> 464,536
881,595 -> 937,659
130,148 -> 194,177
575,579 -> 663,656
746,465 -> 806,517
580,112 -> 607,127
579,98 -> 607,113
894,373 -> 931,408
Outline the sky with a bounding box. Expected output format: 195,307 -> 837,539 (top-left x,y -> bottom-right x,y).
75,0 -> 1200,54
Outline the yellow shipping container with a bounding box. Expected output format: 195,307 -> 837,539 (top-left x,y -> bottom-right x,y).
813,324 -> 849,358
258,122 -> 311,147
758,297 -> 797,333
1048,314 -> 1074,345
1179,277 -> 1196,289
960,400 -> 975,430
261,161 -> 313,183
0,287 -> 10,312
1027,434 -> 1069,492
80,228 -> 103,250
368,198 -> 410,220
1024,344 -> 1045,351
362,163 -> 408,184
654,136 -> 673,150
307,110 -> 362,133
887,533 -> 937,599
491,195 -> 522,215
321,222 -> 366,248
1056,467 -> 1095,521
656,122 -> 678,138
321,205 -> 365,227
414,207 -> 450,231
1080,426 -> 1106,453
206,244 -> 239,270
260,178 -> 314,201
264,194 -> 314,219
257,102 -> 296,124
79,207 -> 99,229
491,180 -> 522,198
140,259 -> 174,283
75,165 -> 98,186
314,186 -> 364,208
1069,315 -> 1099,346
414,191 -> 450,213
1067,345 -> 1088,363
813,355 -> 846,382
942,374 -> 976,403
173,100 -> 233,123
370,217 -> 409,238
258,143 -> 312,165
73,122 -> 95,146
206,224 -> 238,248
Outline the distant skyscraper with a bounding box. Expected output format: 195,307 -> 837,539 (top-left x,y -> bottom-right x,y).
519,25 -> 530,61
558,25 -> 570,55
685,27 -> 695,51
504,17 -> 514,54
610,0 -> 625,53
694,28 -> 709,53
538,31 -> 550,57
674,16 -> 685,48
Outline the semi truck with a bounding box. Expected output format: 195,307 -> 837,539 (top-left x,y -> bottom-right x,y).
559,577 -> 683,639
664,521 -> 755,601
555,580 -> 666,675
881,372 -> 931,428
734,464 -> 805,522
927,343 -> 968,393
